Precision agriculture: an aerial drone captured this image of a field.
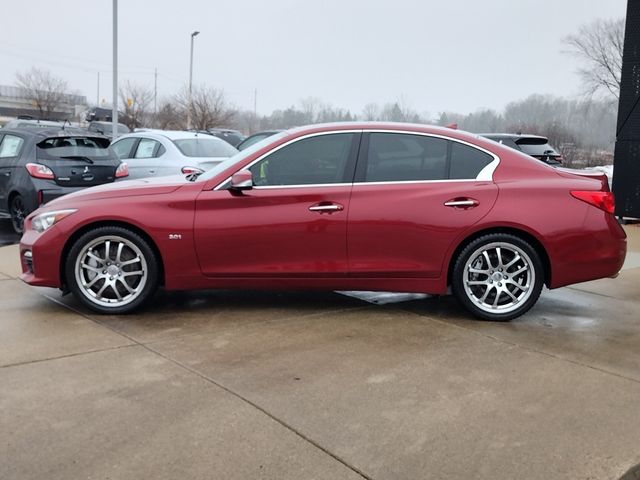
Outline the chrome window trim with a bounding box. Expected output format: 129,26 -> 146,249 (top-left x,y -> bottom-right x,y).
214,128 -> 500,191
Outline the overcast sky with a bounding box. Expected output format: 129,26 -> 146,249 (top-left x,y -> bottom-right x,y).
0,0 -> 628,117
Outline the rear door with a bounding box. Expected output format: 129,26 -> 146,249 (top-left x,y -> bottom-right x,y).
128,138 -> 169,178
193,132 -> 360,277
347,132 -> 499,278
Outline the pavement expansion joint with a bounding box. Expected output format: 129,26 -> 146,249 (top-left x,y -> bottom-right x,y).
0,343 -> 137,369
42,291 -> 375,480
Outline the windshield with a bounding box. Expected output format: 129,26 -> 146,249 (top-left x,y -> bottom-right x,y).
173,137 -> 238,158
37,136 -> 114,160
198,131 -> 288,181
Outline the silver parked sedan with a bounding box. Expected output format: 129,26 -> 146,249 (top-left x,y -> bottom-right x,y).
110,130 -> 238,179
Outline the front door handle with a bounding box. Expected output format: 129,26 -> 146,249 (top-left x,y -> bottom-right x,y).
309,202 -> 344,213
444,198 -> 479,208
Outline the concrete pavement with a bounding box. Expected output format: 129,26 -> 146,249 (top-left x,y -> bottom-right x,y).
1,226 -> 639,479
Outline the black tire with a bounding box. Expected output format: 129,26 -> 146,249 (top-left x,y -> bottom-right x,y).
9,194 -> 29,235
65,226 -> 159,314
451,233 -> 544,321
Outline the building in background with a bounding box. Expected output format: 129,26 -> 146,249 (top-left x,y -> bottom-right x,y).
0,85 -> 87,126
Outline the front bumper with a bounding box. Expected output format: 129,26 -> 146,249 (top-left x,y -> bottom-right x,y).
19,225 -> 66,288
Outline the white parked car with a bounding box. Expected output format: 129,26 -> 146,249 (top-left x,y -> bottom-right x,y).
109,130 -> 238,179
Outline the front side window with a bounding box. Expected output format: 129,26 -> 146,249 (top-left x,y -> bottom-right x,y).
365,133 -> 447,182
249,133 -> 355,186
0,135 -> 24,158
111,137 -> 137,159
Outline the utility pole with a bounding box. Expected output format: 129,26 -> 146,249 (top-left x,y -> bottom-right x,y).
154,67 -> 158,126
253,88 -> 258,133
112,0 -> 118,139
187,31 -> 200,130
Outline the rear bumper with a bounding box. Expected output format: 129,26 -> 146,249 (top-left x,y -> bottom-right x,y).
549,212 -> 627,288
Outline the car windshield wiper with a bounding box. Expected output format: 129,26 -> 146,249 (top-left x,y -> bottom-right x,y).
58,155 -> 95,164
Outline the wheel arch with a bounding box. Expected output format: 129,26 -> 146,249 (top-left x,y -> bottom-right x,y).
446,226 -> 552,288
59,220 -> 165,289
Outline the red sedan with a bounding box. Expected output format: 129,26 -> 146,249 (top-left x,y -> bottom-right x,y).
18,123 -> 626,321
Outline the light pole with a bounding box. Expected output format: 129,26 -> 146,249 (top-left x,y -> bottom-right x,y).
187,30 -> 200,130
112,0 -> 118,139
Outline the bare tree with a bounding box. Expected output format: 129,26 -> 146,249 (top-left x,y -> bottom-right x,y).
362,103 -> 381,121
15,67 -> 69,118
119,80 -> 153,129
563,18 -> 625,99
155,99 -> 184,130
176,85 -> 235,130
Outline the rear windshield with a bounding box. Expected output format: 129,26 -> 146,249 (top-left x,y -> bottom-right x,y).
515,138 -> 559,156
37,136 -> 114,160
172,137 -> 238,157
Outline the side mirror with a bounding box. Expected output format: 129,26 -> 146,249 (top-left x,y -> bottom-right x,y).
230,169 -> 253,190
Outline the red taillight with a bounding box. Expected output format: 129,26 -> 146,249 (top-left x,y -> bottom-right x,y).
115,162 -> 129,178
37,190 -> 43,205
181,166 -> 204,174
25,163 -> 54,180
571,190 -> 615,214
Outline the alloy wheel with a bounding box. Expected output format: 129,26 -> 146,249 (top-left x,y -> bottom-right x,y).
74,235 -> 148,308
462,241 -> 535,314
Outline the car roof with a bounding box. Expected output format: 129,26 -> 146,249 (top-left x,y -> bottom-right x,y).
119,130 -> 231,141
0,126 -> 105,139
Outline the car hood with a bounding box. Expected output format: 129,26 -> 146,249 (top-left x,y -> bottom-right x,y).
46,175 -> 187,207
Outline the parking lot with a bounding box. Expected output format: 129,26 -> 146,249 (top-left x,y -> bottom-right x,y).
1,222 -> 639,480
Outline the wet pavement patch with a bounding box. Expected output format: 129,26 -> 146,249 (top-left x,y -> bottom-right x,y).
620,463 -> 640,480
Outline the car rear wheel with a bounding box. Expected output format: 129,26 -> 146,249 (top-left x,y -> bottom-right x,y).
452,234 -> 544,321
65,226 -> 159,314
10,194 -> 28,234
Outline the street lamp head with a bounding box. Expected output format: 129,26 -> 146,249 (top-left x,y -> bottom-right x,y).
191,31 -> 200,37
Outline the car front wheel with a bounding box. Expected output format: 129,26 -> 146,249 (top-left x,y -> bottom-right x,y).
65,226 -> 159,314
452,234 -> 544,321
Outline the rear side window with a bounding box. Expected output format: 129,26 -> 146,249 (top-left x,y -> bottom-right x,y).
134,138 -> 161,158
37,136 -> 113,159
0,135 -> 24,158
363,133 -> 493,182
449,142 -> 493,179
365,133 -> 447,182
173,138 -> 238,157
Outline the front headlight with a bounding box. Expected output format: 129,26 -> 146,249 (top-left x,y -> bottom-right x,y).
31,209 -> 77,233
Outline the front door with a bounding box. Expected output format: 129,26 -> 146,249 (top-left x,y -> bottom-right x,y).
194,132 -> 360,277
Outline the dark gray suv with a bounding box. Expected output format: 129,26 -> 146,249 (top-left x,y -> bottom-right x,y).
0,127 -> 128,233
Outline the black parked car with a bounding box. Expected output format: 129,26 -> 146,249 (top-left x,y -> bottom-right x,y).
87,121 -> 131,140
480,133 -> 563,165
205,128 -> 245,147
236,130 -> 282,151
0,127 -> 128,233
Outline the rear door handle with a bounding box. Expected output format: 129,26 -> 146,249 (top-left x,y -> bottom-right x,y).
309,202 -> 344,213
444,198 -> 479,208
